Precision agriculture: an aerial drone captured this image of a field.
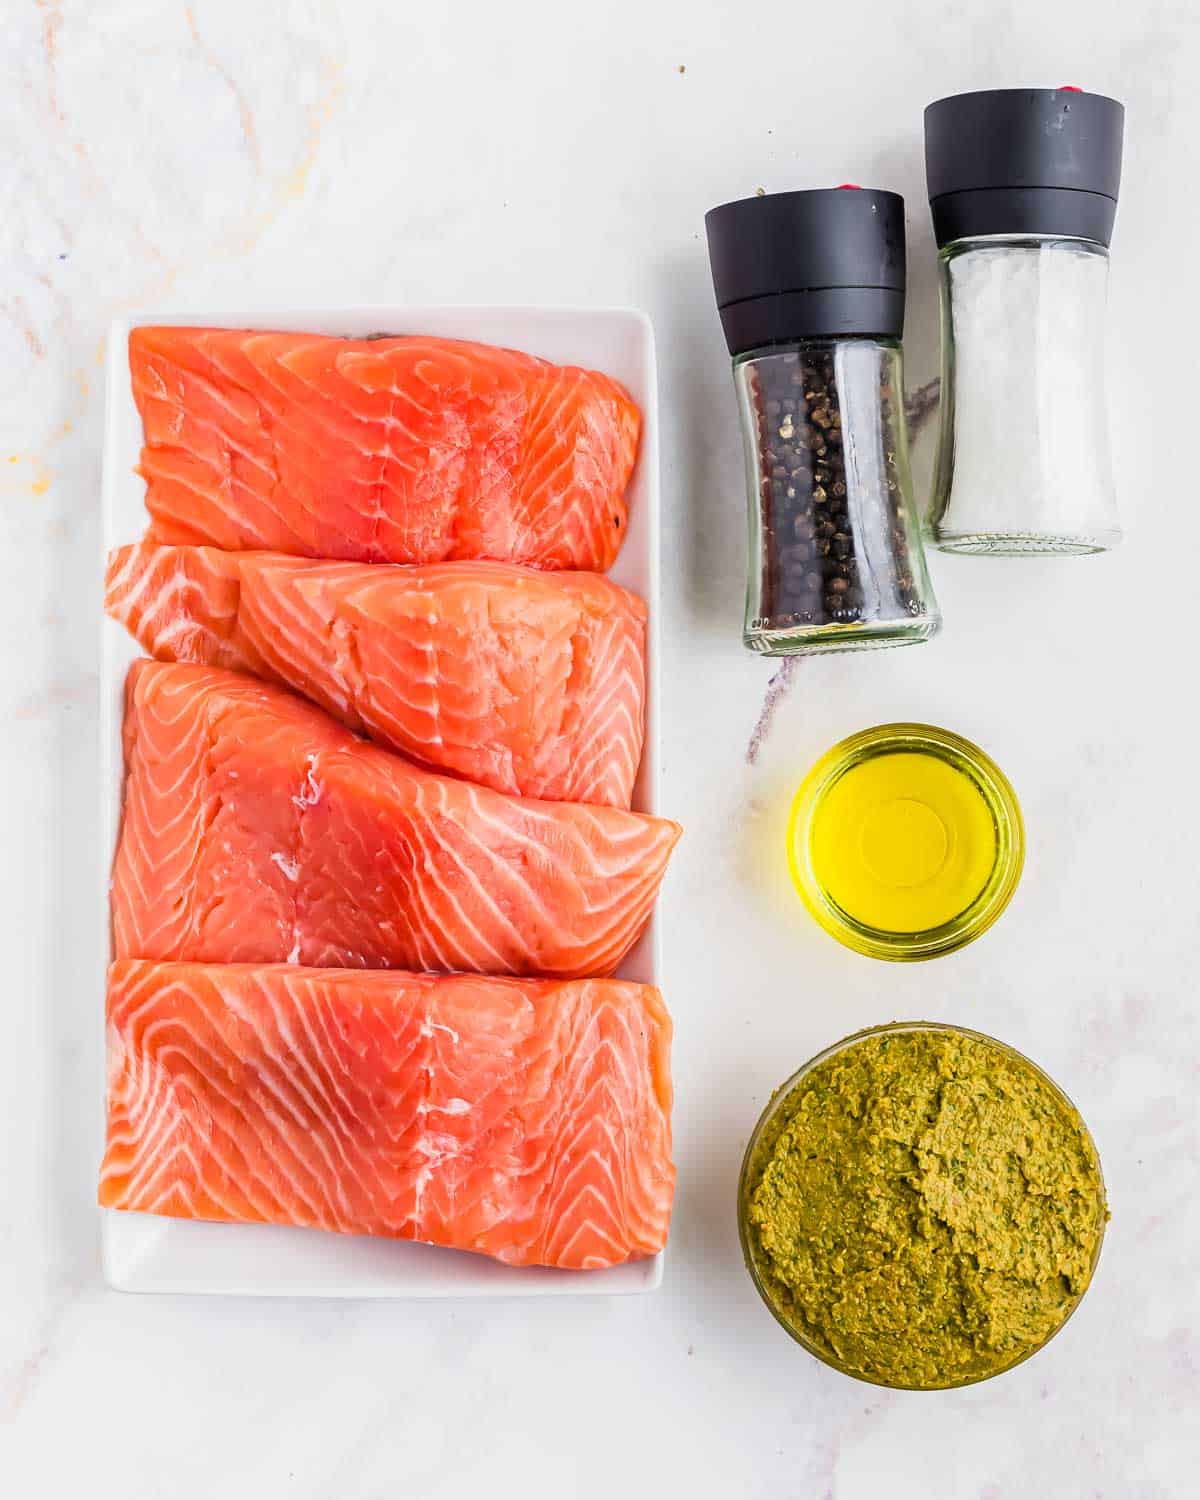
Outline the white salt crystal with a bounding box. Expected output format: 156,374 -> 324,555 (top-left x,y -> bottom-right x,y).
936,239 -> 1120,549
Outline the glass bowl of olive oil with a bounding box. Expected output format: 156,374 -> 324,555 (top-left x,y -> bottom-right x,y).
787,723 -> 1024,961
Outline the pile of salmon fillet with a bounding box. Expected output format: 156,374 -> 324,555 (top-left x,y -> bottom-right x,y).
100,327 -> 679,1271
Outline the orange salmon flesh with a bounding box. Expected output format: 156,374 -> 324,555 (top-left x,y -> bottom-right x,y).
105,542 -> 647,807
130,328 -> 641,571
100,960 -> 675,1270
111,661 -> 680,977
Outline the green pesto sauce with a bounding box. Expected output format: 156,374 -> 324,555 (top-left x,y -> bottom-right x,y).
742,1029 -> 1107,1389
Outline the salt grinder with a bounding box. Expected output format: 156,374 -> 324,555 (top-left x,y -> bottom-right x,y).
924,88 -> 1126,554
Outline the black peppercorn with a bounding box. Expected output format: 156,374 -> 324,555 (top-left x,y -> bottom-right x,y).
742,341 -> 932,642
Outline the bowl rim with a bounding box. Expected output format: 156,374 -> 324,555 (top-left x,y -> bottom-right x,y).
786,721 -> 1025,962
737,1019 -> 1108,1390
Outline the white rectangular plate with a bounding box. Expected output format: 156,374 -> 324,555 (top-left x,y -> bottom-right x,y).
101,306 -> 663,1297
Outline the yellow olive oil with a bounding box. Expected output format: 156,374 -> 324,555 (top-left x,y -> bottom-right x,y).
788,725 -> 1023,960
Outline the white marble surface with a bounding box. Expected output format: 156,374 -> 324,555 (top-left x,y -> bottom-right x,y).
2,2 -> 1198,1495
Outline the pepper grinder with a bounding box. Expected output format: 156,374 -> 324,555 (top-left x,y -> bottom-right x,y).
924,88 -> 1126,554
705,187 -> 940,657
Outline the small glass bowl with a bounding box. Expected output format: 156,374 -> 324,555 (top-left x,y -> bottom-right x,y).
738,1021 -> 1108,1390
786,722 -> 1024,961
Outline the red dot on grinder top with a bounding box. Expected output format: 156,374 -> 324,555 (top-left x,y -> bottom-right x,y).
1058,85 -> 1083,92
835,183 -> 862,190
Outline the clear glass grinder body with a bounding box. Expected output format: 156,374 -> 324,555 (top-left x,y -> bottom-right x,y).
929,235 -> 1118,553
924,88 -> 1126,555
706,186 -> 939,656
736,338 -> 937,652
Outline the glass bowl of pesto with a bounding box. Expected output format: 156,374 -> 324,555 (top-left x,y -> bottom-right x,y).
738,1022 -> 1107,1390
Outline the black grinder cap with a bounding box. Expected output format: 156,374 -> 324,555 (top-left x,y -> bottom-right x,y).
705,187 -> 906,355
925,87 -> 1125,247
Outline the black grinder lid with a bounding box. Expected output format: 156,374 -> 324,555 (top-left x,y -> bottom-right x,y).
705,187 -> 906,355
925,87 -> 1125,247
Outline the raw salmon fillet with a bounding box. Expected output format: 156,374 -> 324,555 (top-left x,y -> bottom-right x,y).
99,960 -> 675,1269
111,661 -> 679,977
130,327 -> 640,571
105,542 -> 647,808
